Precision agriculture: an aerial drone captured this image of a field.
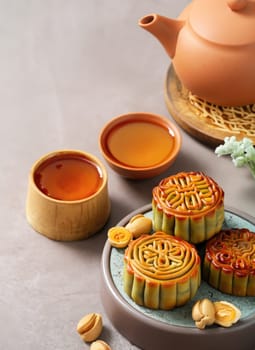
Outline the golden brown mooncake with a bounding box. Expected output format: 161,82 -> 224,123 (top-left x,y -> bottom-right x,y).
203,228 -> 255,297
123,231 -> 201,310
152,171 -> 224,244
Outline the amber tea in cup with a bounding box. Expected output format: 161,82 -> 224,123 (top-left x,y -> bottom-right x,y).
26,150 -> 110,241
34,152 -> 103,201
106,119 -> 174,168
99,112 -> 181,179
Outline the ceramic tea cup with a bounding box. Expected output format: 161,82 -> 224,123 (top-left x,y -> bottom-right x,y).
26,149 -> 110,241
99,112 -> 182,179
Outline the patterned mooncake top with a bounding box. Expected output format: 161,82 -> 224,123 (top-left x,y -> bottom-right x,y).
152,171 -> 224,216
124,231 -> 200,283
205,228 -> 255,274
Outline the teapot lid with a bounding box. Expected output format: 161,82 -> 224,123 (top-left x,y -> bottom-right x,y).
189,0 -> 255,45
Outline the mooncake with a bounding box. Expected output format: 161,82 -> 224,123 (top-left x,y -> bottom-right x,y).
152,171 -> 224,244
203,228 -> 255,296
123,231 -> 201,310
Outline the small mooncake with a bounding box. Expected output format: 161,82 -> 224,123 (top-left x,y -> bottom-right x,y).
152,171 -> 224,244
123,231 -> 201,310
203,228 -> 255,296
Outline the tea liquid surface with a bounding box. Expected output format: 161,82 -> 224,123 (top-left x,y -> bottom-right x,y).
34,153 -> 103,201
107,121 -> 174,167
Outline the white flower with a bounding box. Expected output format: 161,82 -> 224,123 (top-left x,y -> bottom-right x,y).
215,136 -> 255,179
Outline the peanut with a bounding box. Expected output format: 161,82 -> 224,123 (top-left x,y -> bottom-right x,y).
192,298 -> 215,329
90,340 -> 111,350
77,313 -> 103,342
125,214 -> 152,238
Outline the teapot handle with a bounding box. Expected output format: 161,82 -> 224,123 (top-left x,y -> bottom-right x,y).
227,0 -> 248,11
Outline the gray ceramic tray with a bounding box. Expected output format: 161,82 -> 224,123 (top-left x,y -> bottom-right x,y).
101,204 -> 255,350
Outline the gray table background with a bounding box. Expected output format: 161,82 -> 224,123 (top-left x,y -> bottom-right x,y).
1,0 -> 254,349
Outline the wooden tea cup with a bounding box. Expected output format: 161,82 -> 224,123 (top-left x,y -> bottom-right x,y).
26,150 -> 111,241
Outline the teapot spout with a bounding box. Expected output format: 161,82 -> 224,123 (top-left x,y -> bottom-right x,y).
139,14 -> 184,58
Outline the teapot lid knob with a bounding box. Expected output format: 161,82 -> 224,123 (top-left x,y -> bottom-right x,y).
227,0 -> 249,11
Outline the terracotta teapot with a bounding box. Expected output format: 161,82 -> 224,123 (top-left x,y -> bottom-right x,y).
139,0 -> 255,106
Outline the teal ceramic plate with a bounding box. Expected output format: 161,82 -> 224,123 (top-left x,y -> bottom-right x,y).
101,205 -> 255,350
